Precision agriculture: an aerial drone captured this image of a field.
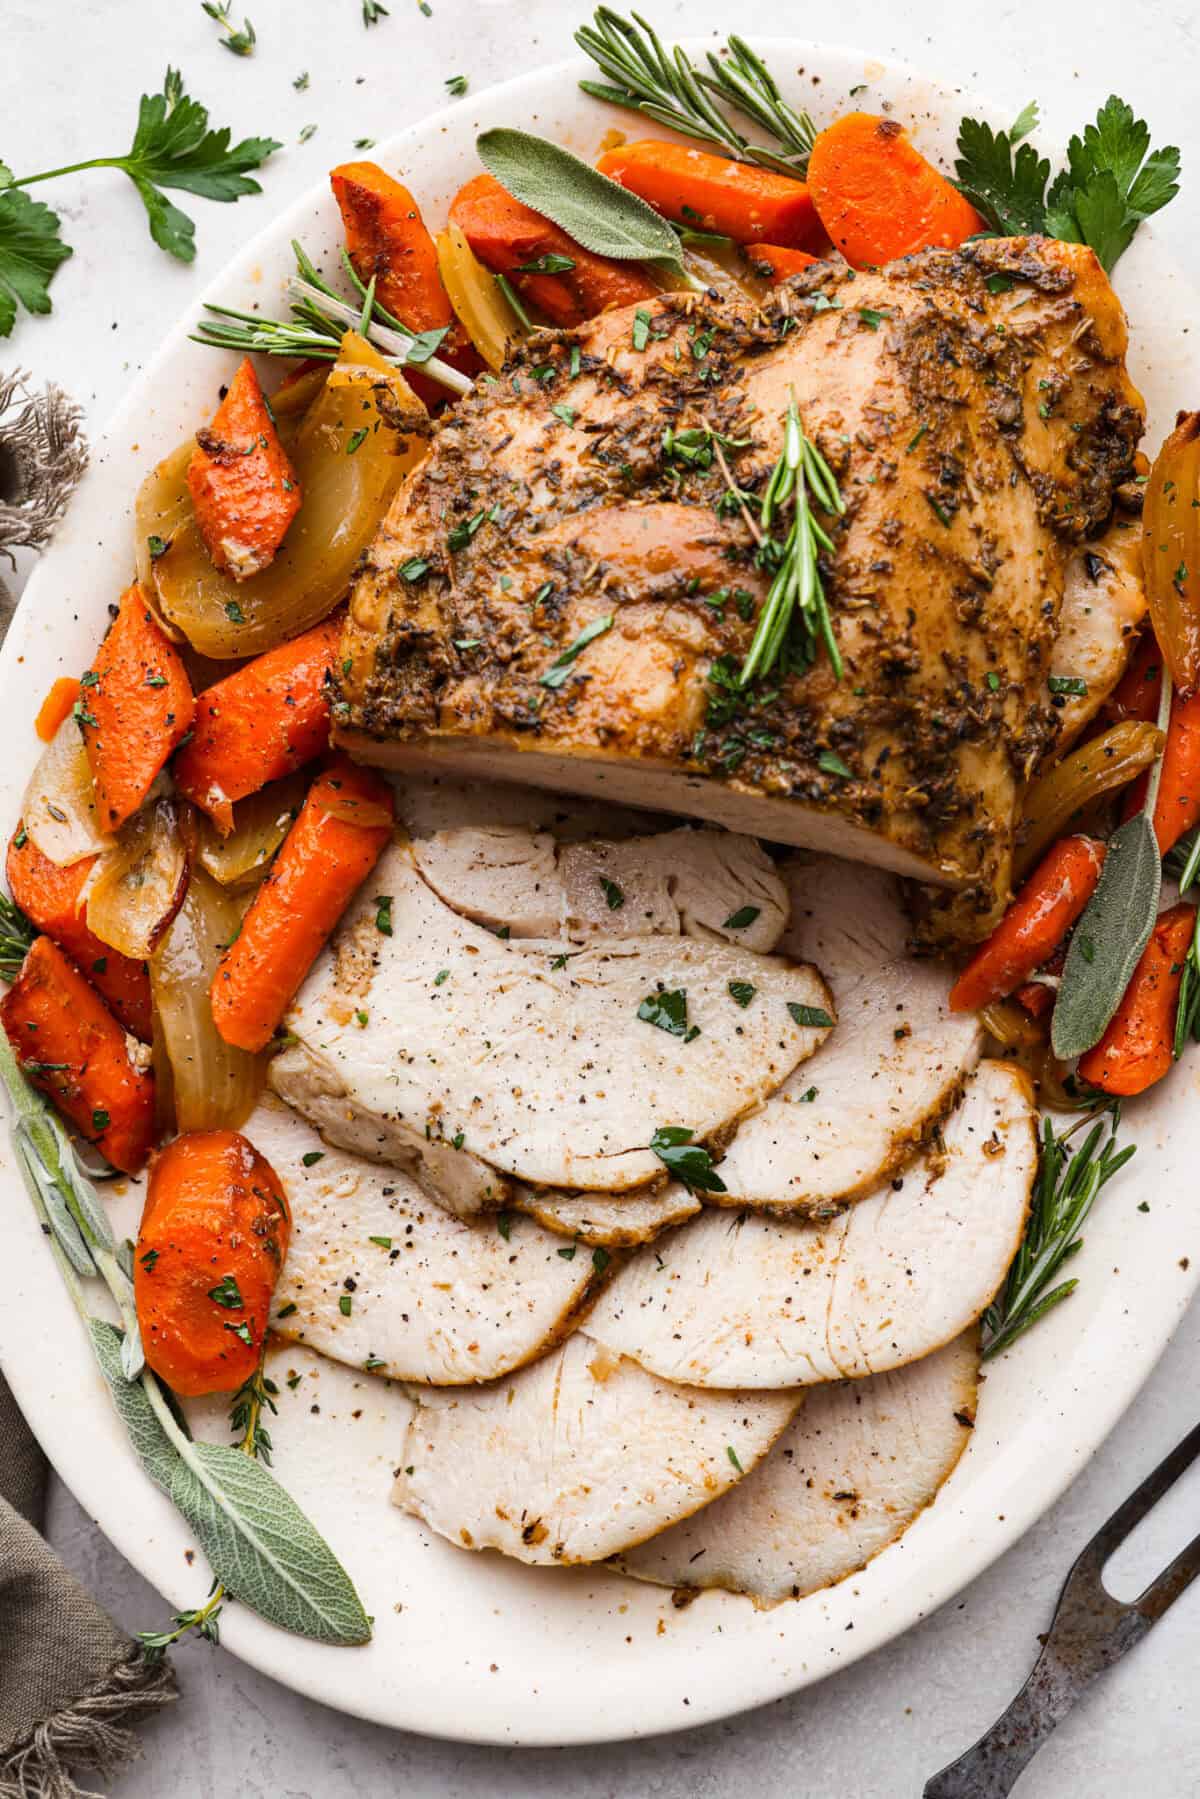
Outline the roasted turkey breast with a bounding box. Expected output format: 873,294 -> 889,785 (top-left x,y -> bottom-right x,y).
337,237 -> 1143,937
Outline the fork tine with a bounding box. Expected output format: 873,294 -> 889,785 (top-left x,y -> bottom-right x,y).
1069,1418 -> 1200,1574
1136,1527 -> 1200,1621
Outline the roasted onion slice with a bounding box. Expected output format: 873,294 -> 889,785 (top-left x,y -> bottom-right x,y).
135,332 -> 428,658
1142,411 -> 1200,698
21,714 -> 113,867
86,796 -> 189,960
195,773 -> 308,887
149,867 -> 263,1131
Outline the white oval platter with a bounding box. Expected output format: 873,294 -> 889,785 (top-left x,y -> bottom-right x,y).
0,39 -> 1197,1748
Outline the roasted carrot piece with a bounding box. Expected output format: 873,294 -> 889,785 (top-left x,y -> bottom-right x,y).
1077,902 -> 1197,1096
34,677 -> 81,743
80,583 -> 195,834
173,611 -> 343,833
330,160 -> 481,404
449,173 -> 658,327
596,141 -> 822,247
1132,687 -> 1200,855
135,1129 -> 290,1396
807,113 -> 984,267
743,243 -> 820,282
187,357 -> 303,581
1104,631 -> 1163,726
1015,943 -> 1066,1020
6,827 -> 152,1038
949,836 -> 1107,1012
211,758 -> 394,1052
0,935 -> 155,1172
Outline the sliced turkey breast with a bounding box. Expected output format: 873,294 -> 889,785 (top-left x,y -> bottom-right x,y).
271,840 -> 832,1199
587,1060 -> 1035,1387
391,1329 -> 801,1565
511,1182 -> 700,1247
1049,523 -> 1146,749
245,1096 -> 595,1384
395,773 -> 664,844
413,823 -> 789,953
618,1332 -> 978,1605
707,856 -> 983,1212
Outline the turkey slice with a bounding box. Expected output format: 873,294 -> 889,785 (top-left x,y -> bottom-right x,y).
588,1060 -> 1035,1387
394,773 -> 664,844
413,823 -> 789,953
512,1182 -> 700,1247
708,856 -> 983,1212
391,1329 -> 801,1565
618,1332 -> 978,1605
272,840 -> 832,1197
244,1096 -> 595,1384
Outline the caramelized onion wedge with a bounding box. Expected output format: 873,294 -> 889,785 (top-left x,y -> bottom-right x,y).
436,224 -> 524,371
86,796 -> 189,959
150,867 -> 263,1131
1142,411 -> 1200,697
1017,719 -> 1163,877
195,773 -> 308,887
137,332 -> 428,658
22,714 -> 113,867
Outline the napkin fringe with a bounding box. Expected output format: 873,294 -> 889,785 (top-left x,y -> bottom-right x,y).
0,1652 -> 177,1799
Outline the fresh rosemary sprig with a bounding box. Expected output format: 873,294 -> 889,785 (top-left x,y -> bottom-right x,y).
576,10 -> 815,176
981,1105 -> 1135,1360
192,239 -> 473,396
0,892 -> 35,982
738,395 -> 845,687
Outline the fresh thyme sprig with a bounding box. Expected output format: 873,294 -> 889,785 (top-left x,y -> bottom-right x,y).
137,1580 -> 224,1664
1168,829 -> 1200,1056
738,395 -> 845,687
981,1104 -> 1135,1360
192,239 -> 473,396
201,1 -> 256,56
576,10 -> 815,177
229,1362 -> 279,1465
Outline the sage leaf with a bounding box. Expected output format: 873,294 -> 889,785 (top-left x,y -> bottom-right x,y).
88,1321 -> 371,1646
89,1320 -> 182,1492
1052,813 -> 1161,1058
168,1443 -> 372,1644
476,128 -> 690,279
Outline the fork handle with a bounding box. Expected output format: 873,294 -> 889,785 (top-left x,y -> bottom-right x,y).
923,1650 -> 1081,1799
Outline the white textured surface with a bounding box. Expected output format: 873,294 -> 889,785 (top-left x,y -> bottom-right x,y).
5,0 -> 1200,1789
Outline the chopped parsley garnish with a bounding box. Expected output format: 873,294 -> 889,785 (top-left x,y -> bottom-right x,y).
225,599 -> 245,623
592,1246 -> 610,1274
557,1243 -> 577,1261
727,981 -> 756,1008
726,1444 -> 744,1473
301,1150 -> 324,1167
649,1126 -> 726,1194
789,1002 -> 834,1029
723,906 -> 761,931
987,671 -> 1001,692
147,534 -> 169,560
637,987 -> 700,1042
275,1301 -> 298,1319
497,1213 -> 513,1242
447,508 -> 487,552
550,402 -> 577,427
374,894 -> 393,935
208,1274 -> 245,1309
818,750 -> 853,779
632,308 -> 651,350
368,1235 -> 392,1249
1048,675 -> 1088,697
433,968 -> 450,985
399,556 -> 429,581
139,1248 -> 159,1270
225,1320 -> 255,1345
338,1294 -> 352,1316
92,1107 -> 110,1132
857,307 -> 891,330
346,427 -> 368,454
539,613 -> 614,689
445,74 -> 469,97
599,876 -> 624,910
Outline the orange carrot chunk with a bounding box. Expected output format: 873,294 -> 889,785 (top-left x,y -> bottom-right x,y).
210,757 -> 394,1053
187,357 -> 302,581
135,1129 -> 290,1396
6,827 -> 152,1039
596,140 -> 822,247
1104,631 -> 1163,726
949,836 -> 1107,1012
34,677 -> 81,743
80,583 -> 195,833
330,160 -> 481,401
173,611 -> 343,834
1145,687 -> 1200,856
449,173 -> 658,327
807,113 -> 984,267
1077,902 -> 1197,1096
743,243 -> 820,282
0,935 -> 155,1172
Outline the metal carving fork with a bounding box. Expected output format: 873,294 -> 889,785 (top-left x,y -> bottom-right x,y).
925,1419 -> 1200,1797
